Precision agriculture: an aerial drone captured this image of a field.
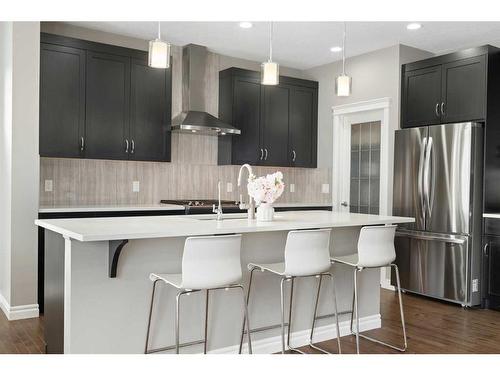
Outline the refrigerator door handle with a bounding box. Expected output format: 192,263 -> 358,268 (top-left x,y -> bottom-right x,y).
395,229 -> 467,245
418,137 -> 428,223
423,136 -> 433,222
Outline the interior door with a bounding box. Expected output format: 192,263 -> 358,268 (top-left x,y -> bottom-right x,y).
85,51 -> 130,160
426,123 -> 472,234
130,58 -> 171,161
392,127 -> 427,230
441,55 -> 487,124
402,66 -> 442,128
261,84 -> 290,166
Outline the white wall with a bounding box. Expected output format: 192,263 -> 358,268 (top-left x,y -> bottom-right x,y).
0,21 -> 40,318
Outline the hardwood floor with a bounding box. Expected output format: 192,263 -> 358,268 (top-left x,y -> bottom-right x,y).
1,290 -> 500,354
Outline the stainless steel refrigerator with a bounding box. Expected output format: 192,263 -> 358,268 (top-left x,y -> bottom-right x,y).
392,122 -> 483,306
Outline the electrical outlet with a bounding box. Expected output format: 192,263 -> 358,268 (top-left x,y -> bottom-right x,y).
472,278 -> 479,292
227,182 -> 233,193
132,181 -> 140,193
321,183 -> 330,194
289,183 -> 295,193
44,179 -> 53,192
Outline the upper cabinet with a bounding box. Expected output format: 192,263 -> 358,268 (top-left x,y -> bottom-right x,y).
39,33 -> 172,162
218,68 -> 318,168
401,47 -> 489,128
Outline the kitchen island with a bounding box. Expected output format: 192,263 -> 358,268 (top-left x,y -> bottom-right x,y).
35,210 -> 414,354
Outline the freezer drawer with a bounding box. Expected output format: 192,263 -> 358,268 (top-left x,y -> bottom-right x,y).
392,230 -> 471,305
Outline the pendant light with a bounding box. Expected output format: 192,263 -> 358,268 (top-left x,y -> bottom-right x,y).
261,22 -> 279,85
335,22 -> 352,97
148,21 -> 171,69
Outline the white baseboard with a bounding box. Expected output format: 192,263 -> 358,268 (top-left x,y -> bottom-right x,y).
209,313 -> 381,354
0,292 -> 39,321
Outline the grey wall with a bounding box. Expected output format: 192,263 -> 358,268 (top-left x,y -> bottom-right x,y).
0,22 -> 40,311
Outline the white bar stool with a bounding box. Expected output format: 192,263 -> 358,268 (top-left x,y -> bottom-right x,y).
240,228 -> 342,354
329,225 -> 407,354
144,234 -> 252,354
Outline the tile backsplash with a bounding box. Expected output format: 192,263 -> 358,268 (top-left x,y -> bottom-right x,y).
40,134 -> 332,207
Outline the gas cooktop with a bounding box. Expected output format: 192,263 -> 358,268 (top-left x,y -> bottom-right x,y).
160,199 -> 241,214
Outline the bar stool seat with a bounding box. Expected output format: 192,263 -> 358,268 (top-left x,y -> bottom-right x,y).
144,234 -> 252,355
240,229 -> 342,355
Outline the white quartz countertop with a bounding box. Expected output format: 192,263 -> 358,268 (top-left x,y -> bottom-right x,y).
35,210 -> 414,242
38,202 -> 331,213
38,204 -> 185,213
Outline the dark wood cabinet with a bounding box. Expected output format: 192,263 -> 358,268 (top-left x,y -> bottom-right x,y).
401,47 -> 489,128
441,55 -> 487,123
289,86 -> 318,167
402,65 -> 442,128
39,33 -> 172,162
85,51 -> 130,160
129,58 -> 171,161
218,68 -> 318,168
39,43 -> 85,158
261,85 -> 290,166
482,217 -> 500,309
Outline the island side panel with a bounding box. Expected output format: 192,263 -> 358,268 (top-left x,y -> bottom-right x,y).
44,230 -> 66,354
67,228 -> 381,353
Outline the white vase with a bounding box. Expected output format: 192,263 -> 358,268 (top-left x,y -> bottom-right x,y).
256,202 -> 275,222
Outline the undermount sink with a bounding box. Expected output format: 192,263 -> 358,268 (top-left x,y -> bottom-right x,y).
195,216 -> 248,221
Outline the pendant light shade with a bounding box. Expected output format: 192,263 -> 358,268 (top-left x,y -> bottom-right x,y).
261,22 -> 279,85
335,22 -> 351,97
148,22 -> 171,69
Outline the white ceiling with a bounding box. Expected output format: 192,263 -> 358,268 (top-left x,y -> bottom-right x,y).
67,22 -> 500,70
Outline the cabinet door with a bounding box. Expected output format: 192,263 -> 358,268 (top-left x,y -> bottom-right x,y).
289,86 -> 317,167
40,44 -> 85,158
402,66 -> 442,128
85,51 -> 130,159
129,58 -> 171,161
261,85 -> 290,166
441,55 -> 487,123
232,77 -> 262,165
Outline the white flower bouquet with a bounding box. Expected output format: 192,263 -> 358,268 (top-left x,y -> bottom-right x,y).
247,171 -> 285,206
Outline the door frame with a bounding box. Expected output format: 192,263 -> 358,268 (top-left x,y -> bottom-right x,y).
332,97 -> 391,214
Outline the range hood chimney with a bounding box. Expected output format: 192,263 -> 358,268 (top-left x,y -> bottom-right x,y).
171,44 -> 241,135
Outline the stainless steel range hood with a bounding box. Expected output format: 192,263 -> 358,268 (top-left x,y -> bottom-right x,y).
171,44 -> 241,135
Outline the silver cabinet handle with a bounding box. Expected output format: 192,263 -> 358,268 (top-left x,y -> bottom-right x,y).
80,137 -> 84,151
264,148 -> 268,160
423,136 -> 433,220
292,150 -> 296,162
260,148 -> 264,160
131,139 -> 135,154
441,102 -> 445,117
125,139 -> 129,153
435,103 -> 440,117
341,201 -> 349,207
484,242 -> 489,256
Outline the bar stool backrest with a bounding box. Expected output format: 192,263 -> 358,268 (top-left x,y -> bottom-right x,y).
357,225 -> 397,268
284,228 -> 332,276
182,234 -> 243,289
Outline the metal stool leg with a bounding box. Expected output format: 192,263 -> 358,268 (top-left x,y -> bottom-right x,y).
144,279 -> 160,354
280,277 -> 287,354
239,266 -> 257,354
175,291 -> 188,354
237,285 -> 253,354
329,273 -> 342,354
351,265 -> 408,352
203,289 -> 209,354
353,268 -> 360,354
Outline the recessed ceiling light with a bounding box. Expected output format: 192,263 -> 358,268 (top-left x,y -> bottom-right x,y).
407,23 -> 422,30
330,46 -> 342,53
239,22 -> 253,29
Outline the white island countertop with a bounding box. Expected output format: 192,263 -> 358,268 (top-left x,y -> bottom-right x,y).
36,210 -> 414,242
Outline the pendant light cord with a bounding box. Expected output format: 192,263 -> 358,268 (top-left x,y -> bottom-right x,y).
269,21 -> 273,62
342,22 -> 346,75
158,21 -> 161,40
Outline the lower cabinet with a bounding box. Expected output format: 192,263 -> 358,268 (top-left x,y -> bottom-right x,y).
482,218 -> 500,309
39,33 -> 171,162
